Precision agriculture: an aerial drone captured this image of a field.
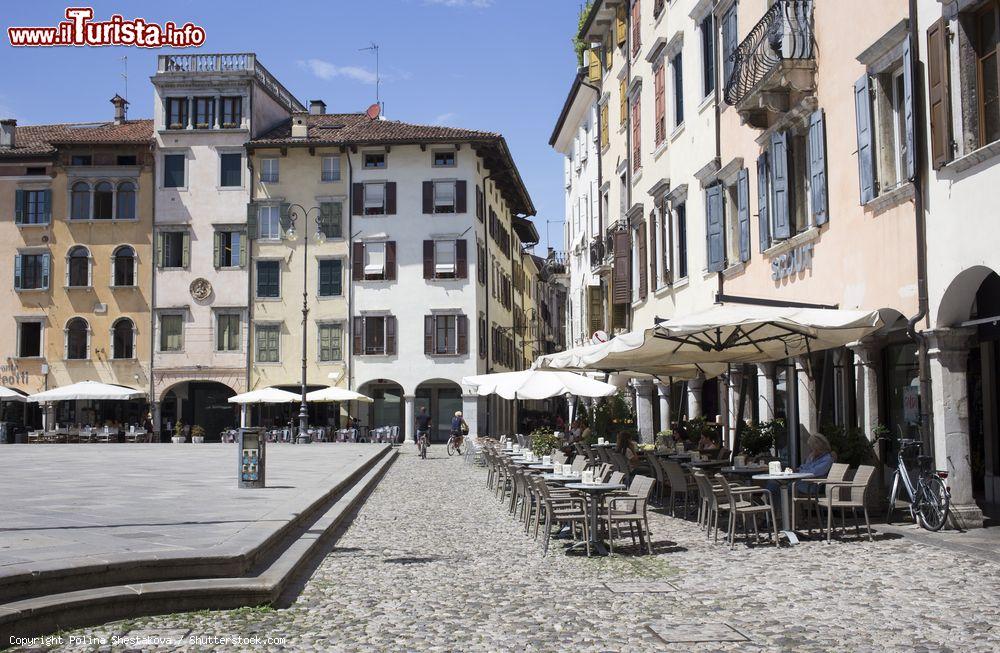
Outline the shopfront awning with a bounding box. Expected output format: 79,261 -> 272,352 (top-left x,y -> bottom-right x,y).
27,381 -> 146,403
462,370 -> 617,400
227,388 -> 301,405
0,386 -> 27,402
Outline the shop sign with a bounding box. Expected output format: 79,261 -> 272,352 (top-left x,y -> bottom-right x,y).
770,243 -> 814,281
0,362 -> 31,386
903,386 -> 920,424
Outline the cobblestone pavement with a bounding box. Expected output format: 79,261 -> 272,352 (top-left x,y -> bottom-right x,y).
26,448 -> 1000,652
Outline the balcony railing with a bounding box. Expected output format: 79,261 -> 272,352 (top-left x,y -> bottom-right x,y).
724,1 -> 814,107
589,238 -> 605,269
156,53 -> 305,113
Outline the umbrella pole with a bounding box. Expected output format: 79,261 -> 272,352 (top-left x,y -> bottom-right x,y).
733,369 -> 749,462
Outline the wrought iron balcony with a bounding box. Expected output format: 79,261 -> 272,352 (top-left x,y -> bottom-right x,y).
589,237 -> 605,269
724,1 -> 815,126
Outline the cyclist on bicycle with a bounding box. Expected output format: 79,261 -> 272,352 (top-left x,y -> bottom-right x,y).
450,411 -> 468,449
415,406 -> 431,452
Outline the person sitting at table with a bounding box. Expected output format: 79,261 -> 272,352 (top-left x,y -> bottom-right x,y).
697,433 -> 720,456
765,433 -> 835,498
616,430 -> 650,472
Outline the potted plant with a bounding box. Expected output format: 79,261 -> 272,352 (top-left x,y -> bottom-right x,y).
655,430 -> 673,452
190,425 -> 206,444
171,419 -> 186,444
530,427 -> 561,458
740,420 -> 779,461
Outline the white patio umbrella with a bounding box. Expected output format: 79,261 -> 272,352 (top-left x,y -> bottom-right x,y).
0,386 -> 27,402
461,369 -> 617,401
305,387 -> 373,403
28,381 -> 146,402
227,387 -> 301,404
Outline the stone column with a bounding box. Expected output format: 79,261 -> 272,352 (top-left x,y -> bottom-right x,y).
757,363 -> 776,422
151,400 -> 162,441
462,394 -> 479,438
927,328 -> 984,528
566,395 -> 577,427
687,376 -> 704,419
403,394 -> 415,445
656,382 -> 671,433
725,367 -> 744,449
214,95 -> 221,129
632,378 -> 655,443
796,356 -> 818,438
849,340 -> 882,441
186,96 -> 194,129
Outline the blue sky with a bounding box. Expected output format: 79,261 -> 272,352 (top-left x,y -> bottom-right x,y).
1,0 -> 584,251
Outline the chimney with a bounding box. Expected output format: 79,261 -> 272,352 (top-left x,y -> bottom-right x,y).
309,100 -> 326,115
110,94 -> 129,124
0,119 -> 14,148
291,111 -> 309,139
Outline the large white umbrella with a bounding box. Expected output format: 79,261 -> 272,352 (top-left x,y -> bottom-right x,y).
28,381 -> 146,402
227,387 -> 301,404
462,370 -> 617,401
306,387 -> 373,403
0,387 -> 27,402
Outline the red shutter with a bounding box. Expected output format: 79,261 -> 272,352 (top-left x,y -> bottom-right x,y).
612,230 -> 631,305
424,315 -> 434,354
385,316 -> 397,355
476,185 -> 484,222
456,239 -> 468,279
352,183 -> 364,215
353,242 -> 364,279
353,316 -> 363,354
457,315 -> 469,355
423,181 -> 433,214
385,241 -> 396,280
456,181 -> 467,213
637,222 -> 648,300
927,18 -> 952,170
385,182 -> 397,214
423,240 -> 434,279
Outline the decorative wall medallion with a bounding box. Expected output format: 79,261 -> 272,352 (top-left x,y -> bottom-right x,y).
189,278 -> 213,300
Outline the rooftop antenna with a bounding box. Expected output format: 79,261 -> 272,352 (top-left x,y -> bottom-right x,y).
359,42 -> 381,113
121,55 -> 128,107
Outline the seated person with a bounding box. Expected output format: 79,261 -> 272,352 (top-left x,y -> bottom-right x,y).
766,433 -> 835,498
697,433 -> 720,455
616,430 -> 646,470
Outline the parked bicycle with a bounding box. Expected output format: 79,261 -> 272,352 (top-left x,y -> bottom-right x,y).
879,436 -> 951,531
446,432 -> 464,457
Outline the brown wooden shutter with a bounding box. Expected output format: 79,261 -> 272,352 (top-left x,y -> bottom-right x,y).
649,212 -> 658,290
423,240 -> 434,279
927,18 -> 952,170
352,183 -> 364,215
476,185 -> 484,222
637,222 -> 648,300
424,315 -> 434,354
353,316 -> 363,354
456,181 -> 467,213
423,181 -> 433,214
385,241 -> 397,280
385,182 -> 397,214
456,239 -> 468,278
457,315 -> 469,355
353,242 -> 364,279
612,230 -> 630,305
385,316 -> 397,355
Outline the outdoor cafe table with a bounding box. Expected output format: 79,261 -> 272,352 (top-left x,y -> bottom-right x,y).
752,472 -> 816,545
528,464 -> 557,471
564,482 -> 626,556
542,473 -> 583,484
684,460 -> 730,469
721,465 -> 769,477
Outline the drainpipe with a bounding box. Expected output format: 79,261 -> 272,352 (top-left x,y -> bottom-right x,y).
624,27 -> 634,332
905,0 -> 933,447
482,173 -> 496,434
580,75 -> 605,339
346,147 -> 355,396
149,144 -> 157,438
714,11 -> 725,302
246,152 -> 256,400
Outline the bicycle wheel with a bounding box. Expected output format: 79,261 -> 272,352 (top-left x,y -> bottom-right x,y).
446,439 -> 457,456
916,476 -> 950,532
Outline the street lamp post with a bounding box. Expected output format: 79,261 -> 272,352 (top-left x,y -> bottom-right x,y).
284,204 -> 326,442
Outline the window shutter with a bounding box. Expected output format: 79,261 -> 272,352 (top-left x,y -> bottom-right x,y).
612,230 -> 630,304
352,183 -> 364,215
757,152 -> 771,253
353,316 -> 363,354
423,181 -> 433,214
155,232 -> 164,268
902,38 -> 916,181
457,315 -> 469,355
385,182 -> 397,214
706,184 -> 725,272
14,190 -> 23,224
423,240 -> 434,279
213,232 -> 222,268
42,253 -> 50,289
385,316 -> 397,355
239,231 -> 247,267
927,18 -> 952,170
737,168 -> 751,262
385,241 -> 397,280
456,181 -> 467,213
424,315 -> 434,354
181,232 -> 191,269
332,260 -> 343,296
476,185 -> 484,222
588,47 -> 602,83
246,203 -> 257,235
808,109 -> 829,225
854,74 -> 876,204
14,254 -> 22,290
279,202 -> 292,233
616,4 -> 627,46
620,78 -> 628,126
353,242 -> 364,279
649,212 -> 658,289
42,189 -> 51,223
770,131 -> 792,239
637,222 -> 648,300
456,239 -> 468,279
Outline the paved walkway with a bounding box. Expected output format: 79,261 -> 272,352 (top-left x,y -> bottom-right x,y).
20,447 -> 1000,652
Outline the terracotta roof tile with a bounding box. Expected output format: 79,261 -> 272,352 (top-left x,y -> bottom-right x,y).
0,120 -> 153,158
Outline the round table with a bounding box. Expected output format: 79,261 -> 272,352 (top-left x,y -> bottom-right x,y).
721,465 -> 769,476
752,472 -> 816,545
529,464 -> 556,471
564,482 -> 626,556
685,460 -> 730,469
542,473 -> 582,483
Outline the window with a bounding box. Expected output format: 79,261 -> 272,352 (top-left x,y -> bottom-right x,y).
721,4 -> 738,88
321,156 -> 341,182
216,313 -> 241,352
15,189 -> 50,225
318,259 -> 343,297
70,155 -> 92,166
356,315 -> 396,355
158,231 -> 188,268
221,96 -> 242,128
220,153 -> 242,187
163,154 -> 185,188
93,181 -> 113,219
433,180 -> 456,213
434,315 -> 458,355
194,97 -> 215,129
260,158 -> 279,183
654,62 -> 666,145
675,203 -> 688,279
701,14 -> 716,97
433,151 -> 456,167
364,316 -> 386,354
116,182 -> 135,220
976,2 -> 1000,146
256,324 -> 280,363
117,155 -> 137,166
67,246 -> 90,287
256,260 -> 280,298
160,314 -> 183,352
112,318 -> 135,359
631,95 -> 641,172
364,182 -> 386,215
630,0 -> 641,58
166,97 -> 188,129
363,242 -> 386,278
478,313 -> 487,359
600,103 -> 610,148
258,205 -> 281,240
364,152 -> 386,169
113,246 -> 136,286
672,52 -> 685,127
318,201 -> 343,239
65,318 -> 89,359
215,231 -> 243,268
17,321 -> 42,358
435,240 -> 456,278
14,253 -> 49,290
318,323 -> 343,362
71,182 -> 90,219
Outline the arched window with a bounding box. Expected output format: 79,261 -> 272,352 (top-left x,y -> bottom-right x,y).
67,246 -> 90,287
66,317 -> 89,360
71,182 -> 91,220
116,181 -> 135,220
112,318 -> 135,359
93,181 -> 113,220
113,245 -> 136,287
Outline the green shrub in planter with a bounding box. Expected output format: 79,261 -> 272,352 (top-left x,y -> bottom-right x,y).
530,428 -> 561,457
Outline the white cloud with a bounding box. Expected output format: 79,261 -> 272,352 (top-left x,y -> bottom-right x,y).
425,0 -> 492,7
433,112 -> 458,125
299,59 -> 379,85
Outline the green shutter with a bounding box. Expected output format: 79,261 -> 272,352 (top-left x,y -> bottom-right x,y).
333,259 -> 342,296
14,190 -> 23,224
279,203 -> 292,233
331,201 -> 343,238
155,232 -> 164,268
246,202 -> 258,236
213,232 -> 222,268
239,231 -> 247,268
42,189 -> 51,224
14,255 -> 22,290
41,253 -> 50,289
181,232 -> 191,269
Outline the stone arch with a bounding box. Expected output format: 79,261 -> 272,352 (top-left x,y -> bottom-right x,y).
937,266 -> 1000,327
